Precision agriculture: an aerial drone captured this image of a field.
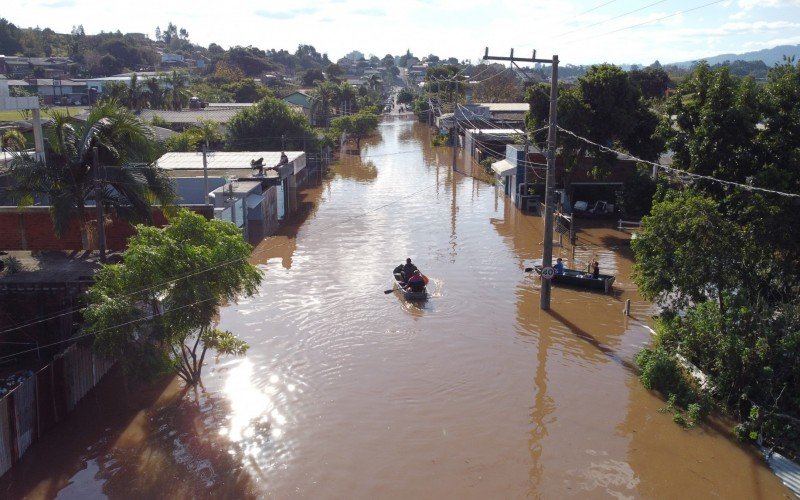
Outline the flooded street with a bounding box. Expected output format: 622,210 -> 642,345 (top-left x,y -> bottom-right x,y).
1,116 -> 791,498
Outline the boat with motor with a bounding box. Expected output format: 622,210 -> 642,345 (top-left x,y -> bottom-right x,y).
533,264 -> 615,293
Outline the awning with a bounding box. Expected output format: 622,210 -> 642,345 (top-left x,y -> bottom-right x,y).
491,159 -> 516,177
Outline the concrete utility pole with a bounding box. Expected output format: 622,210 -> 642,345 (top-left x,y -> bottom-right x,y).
202,144 -> 210,206
93,147 -> 107,263
484,48 -> 559,310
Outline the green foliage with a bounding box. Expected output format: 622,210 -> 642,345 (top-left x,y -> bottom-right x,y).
6,102 -> 175,241
225,95 -> 318,151
1,256 -> 25,274
0,18 -> 23,55
633,60 -> 800,458
431,134 -> 449,147
636,346 -> 711,428
526,64 -> 663,187
164,130 -> 202,152
149,115 -> 169,128
1,129 -> 26,151
301,68 -> 326,87
628,66 -> 671,99
635,347 -> 695,406
396,88 -> 415,105
632,190 -> 742,310
85,209 -> 263,384
330,109 -> 379,150
222,79 -> 271,103
616,167 -> 657,218
164,119 -> 222,152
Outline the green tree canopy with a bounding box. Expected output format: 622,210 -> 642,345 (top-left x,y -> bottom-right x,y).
526,64 -> 663,186
632,189 -> 743,311
86,209 -> 263,384
331,108 -> 379,150
225,95 -> 318,151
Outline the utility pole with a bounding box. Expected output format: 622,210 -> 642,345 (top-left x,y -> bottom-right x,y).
202,144 -> 210,206
452,106 -> 458,172
92,147 -> 106,263
484,47 -> 559,310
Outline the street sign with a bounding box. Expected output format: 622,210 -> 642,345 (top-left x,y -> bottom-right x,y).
541,266 -> 555,280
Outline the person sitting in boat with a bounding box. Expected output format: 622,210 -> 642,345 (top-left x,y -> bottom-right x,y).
393,263 -> 406,282
592,260 -> 600,279
402,258 -> 418,280
405,270 -> 426,292
554,258 -> 564,275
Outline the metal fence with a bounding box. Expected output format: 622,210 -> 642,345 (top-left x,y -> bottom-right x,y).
0,344 -> 114,478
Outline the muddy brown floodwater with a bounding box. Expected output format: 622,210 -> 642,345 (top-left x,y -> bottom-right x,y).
1,117 -> 792,499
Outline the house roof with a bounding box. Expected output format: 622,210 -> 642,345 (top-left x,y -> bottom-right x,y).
156,151 -> 305,171
491,159 -> 516,177
477,102 -> 529,112
138,108 -> 241,124
28,79 -> 86,87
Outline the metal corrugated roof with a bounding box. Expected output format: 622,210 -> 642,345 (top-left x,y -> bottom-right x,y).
478,102 -> 529,112
156,151 -> 304,171
763,448 -> 800,497
139,108 -> 241,124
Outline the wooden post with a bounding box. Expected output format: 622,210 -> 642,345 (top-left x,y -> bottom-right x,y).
624,299 -> 631,315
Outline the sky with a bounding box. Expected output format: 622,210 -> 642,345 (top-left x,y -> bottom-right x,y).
6,0 -> 800,65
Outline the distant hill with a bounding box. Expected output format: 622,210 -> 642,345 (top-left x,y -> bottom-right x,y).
669,44 -> 800,68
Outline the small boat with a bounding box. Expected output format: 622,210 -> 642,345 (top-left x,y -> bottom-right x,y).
533,265 -> 615,293
393,271 -> 428,300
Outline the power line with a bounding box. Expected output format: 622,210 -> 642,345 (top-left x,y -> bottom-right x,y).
577,0 -> 621,16
557,126 -> 800,198
556,0 -> 670,38
562,0 -> 725,45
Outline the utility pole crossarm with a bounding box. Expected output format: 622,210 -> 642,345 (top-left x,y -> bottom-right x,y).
483,46 -> 552,65
484,47 -> 559,311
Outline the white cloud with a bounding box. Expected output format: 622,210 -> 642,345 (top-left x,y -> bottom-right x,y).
739,0 -> 800,10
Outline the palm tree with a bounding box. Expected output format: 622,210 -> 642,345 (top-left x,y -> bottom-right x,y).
1,130 -> 26,151
6,102 -> 176,248
312,81 -> 337,127
196,119 -> 222,149
167,71 -> 190,111
367,74 -> 381,92
127,73 -> 148,112
144,76 -> 165,109
338,82 -> 357,115
101,81 -> 130,107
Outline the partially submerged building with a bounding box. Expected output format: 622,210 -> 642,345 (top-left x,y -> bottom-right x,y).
155,151 -> 308,242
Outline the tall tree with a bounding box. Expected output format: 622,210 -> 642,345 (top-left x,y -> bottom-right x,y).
86,209 -> 262,384
527,64 -> 663,187
166,70 -> 190,110
6,102 -> 175,247
665,62 -> 760,185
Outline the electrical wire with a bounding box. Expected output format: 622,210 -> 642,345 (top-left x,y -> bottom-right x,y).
557,126 -> 800,198
556,0 -> 670,38
562,0 -> 726,45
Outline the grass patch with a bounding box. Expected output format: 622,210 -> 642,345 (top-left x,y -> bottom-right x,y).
0,107 -> 87,122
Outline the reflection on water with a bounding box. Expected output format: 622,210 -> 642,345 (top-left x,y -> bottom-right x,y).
1,116 -> 791,498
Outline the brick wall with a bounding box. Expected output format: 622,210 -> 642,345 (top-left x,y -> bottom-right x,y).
0,206 -> 213,251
